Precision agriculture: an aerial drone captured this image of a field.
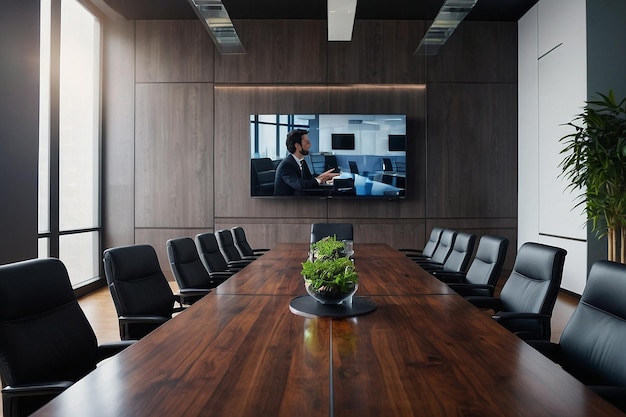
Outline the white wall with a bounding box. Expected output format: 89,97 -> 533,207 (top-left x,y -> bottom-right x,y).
518,0 -> 588,294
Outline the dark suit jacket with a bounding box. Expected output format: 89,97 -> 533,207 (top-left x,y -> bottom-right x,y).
274,154 -> 320,196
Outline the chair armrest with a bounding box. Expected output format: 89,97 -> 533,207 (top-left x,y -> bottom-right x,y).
420,263 -> 444,272
96,341 -> 135,361
209,271 -> 233,278
177,289 -> 211,304
431,271 -> 466,283
227,260 -> 252,269
464,295 -> 502,311
413,260 -> 443,268
252,248 -> 271,254
118,315 -> 170,325
447,283 -> 494,297
492,312 -> 552,340
179,289 -> 211,299
1,381 -> 73,398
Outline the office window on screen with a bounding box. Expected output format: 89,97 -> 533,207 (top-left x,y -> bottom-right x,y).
38,0 -> 101,289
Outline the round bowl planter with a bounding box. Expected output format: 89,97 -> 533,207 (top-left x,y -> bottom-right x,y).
305,281 -> 358,305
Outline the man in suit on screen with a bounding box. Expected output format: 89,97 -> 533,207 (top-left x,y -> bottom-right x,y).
274,129 -> 338,196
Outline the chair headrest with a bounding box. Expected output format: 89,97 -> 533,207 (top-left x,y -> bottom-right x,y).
167,238 -> 198,264
582,261 -> 626,320
103,244 -> 163,283
0,258 -> 76,320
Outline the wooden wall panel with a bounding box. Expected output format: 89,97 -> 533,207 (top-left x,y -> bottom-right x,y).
427,21 -> 518,83
426,83 -> 518,219
327,20 -> 427,84
135,83 -> 214,228
103,19 -> 135,250
214,20 -> 327,83
135,20 -> 214,83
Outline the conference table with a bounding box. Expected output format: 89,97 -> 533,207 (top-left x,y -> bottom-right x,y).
32,243 -> 621,416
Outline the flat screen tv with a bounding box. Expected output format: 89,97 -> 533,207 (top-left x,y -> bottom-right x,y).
332,133 -> 355,150
250,114 -> 407,199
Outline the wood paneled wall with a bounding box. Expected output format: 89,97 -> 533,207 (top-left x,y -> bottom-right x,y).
102,18 -> 518,278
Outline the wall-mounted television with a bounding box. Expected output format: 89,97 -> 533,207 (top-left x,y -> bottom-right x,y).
388,134 -> 406,152
332,133 -> 356,150
250,114 -> 407,199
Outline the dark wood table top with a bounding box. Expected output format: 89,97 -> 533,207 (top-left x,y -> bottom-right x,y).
31,243 -> 622,416
216,243 -> 456,296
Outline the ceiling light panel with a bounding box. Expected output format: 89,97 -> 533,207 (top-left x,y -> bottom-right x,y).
328,0 -> 357,41
414,0 -> 477,55
188,0 -> 245,54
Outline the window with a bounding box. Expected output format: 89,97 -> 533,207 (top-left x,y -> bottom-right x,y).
39,0 -> 101,288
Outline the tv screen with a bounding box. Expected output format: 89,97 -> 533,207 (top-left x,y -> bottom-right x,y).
250,113 -> 407,199
332,133 -> 355,150
388,134 -> 406,151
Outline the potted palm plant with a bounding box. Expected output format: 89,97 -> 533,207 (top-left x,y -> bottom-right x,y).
559,90 -> 626,263
301,236 -> 358,304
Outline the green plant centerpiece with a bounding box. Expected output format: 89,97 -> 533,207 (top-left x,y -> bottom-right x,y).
302,236 -> 358,304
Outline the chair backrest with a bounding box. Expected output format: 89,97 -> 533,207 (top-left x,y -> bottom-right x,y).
499,242 -> 567,315
441,232 -> 476,273
0,258 -> 99,415
216,229 -> 246,263
103,244 -> 175,320
310,223 -> 354,243
422,226 -> 445,258
166,237 -> 215,290
428,229 -> 457,264
464,235 -> 509,287
196,232 -> 231,273
348,161 -> 359,174
559,261 -> 626,386
382,158 -> 393,172
231,226 -> 256,257
333,178 -> 356,195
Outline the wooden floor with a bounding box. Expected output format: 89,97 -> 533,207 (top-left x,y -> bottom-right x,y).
76,282 -> 580,344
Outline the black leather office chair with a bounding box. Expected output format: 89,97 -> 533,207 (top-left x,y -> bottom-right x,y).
332,178 -> 356,196
0,258 -> 133,417
250,158 -> 276,196
382,157 -> 394,172
420,232 -> 476,273
399,226 -> 444,258
465,242 -> 567,341
310,223 -> 354,244
436,234 -> 509,297
103,244 -> 185,340
526,261 -> 626,412
215,229 -> 257,267
166,237 -> 227,302
411,228 -> 457,265
196,232 -> 247,275
231,226 -> 270,258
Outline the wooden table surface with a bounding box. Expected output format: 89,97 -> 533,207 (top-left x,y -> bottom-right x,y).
31,243 -> 621,416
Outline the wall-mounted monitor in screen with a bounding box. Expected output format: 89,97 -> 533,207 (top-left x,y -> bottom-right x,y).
332,133 -> 355,150
388,134 -> 406,152
250,113 -> 407,199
